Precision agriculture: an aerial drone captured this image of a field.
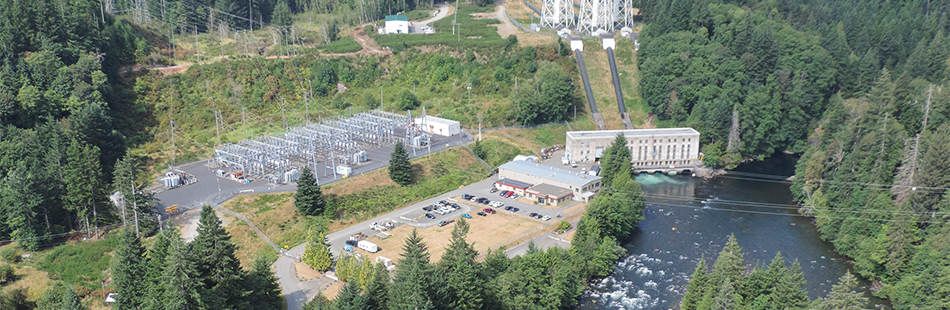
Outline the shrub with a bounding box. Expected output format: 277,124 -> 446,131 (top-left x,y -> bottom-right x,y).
0,247 -> 17,263
556,221 -> 572,233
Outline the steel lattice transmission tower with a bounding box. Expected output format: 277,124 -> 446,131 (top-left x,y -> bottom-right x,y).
576,0 -> 633,34
541,0 -> 575,30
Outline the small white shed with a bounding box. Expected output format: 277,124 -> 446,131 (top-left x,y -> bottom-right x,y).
385,15 -> 410,34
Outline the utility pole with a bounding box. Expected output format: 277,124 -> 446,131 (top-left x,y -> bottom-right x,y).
214,110 -> 221,147
242,107 -> 247,140
195,26 -> 200,62
280,97 -> 288,130
170,120 -> 176,164
478,114 -> 483,141
249,0 -> 253,30
304,92 -> 310,123
131,182 -> 140,237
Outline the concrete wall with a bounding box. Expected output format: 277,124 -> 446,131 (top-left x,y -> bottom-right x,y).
385,21 -> 410,34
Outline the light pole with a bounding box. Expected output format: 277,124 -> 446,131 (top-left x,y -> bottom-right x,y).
467,82 -> 472,105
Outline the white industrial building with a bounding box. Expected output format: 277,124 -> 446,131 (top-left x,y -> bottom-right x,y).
414,115 -> 460,136
565,128 -> 701,169
383,15 -> 410,34
496,160 -> 602,205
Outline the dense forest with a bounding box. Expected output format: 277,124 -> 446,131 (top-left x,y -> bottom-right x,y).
0,0 -> 157,250
637,0 -> 950,308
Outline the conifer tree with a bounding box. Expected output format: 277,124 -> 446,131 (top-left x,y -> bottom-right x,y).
712,278 -> 742,310
812,272 -> 868,310
303,294 -> 333,310
681,256 -> 708,310
710,235 -> 746,287
599,133 -> 632,186
365,263 -> 391,310
142,229 -> 173,310
335,280 -> 369,310
112,229 -> 147,310
190,205 -> 246,308
303,229 -> 333,271
775,260 -> 809,309
439,219 -> 483,310
388,142 -> 413,186
162,232 -> 199,310
63,138 -> 101,237
37,282 -> 86,310
389,229 -> 434,310
295,167 -> 326,216
245,255 -> 283,308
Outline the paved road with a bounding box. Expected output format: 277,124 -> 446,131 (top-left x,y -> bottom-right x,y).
414,2 -> 452,33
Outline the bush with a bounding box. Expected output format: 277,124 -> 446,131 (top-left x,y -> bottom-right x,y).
0,265 -> 15,284
0,247 -> 17,263
556,221 -> 572,233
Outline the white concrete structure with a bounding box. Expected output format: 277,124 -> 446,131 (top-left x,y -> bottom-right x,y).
415,115 -> 460,136
384,15 -> 410,34
566,128 -> 701,169
601,34 -> 616,50
497,160 -> 602,203
570,37 -> 584,51
541,0 -> 575,29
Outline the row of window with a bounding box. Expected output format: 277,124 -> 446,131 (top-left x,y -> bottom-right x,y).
635,137 -> 693,144
633,144 -> 692,160
633,160 -> 694,167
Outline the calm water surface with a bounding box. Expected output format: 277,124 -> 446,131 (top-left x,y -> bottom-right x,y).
577,155 -> 889,309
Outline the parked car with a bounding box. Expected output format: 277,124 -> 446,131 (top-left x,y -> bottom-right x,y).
504,206 -> 513,211
541,215 -> 552,221
509,207 -> 520,213
425,213 -> 436,219
423,206 -> 435,212
489,201 -> 504,208
437,220 -> 447,227
462,214 -> 473,219
470,197 -> 479,202
505,191 -> 514,198
477,211 -> 487,216
499,190 -> 509,197
529,212 -> 538,218
483,208 -> 496,214
462,194 -> 473,200
511,194 -> 519,199
490,187 -> 499,193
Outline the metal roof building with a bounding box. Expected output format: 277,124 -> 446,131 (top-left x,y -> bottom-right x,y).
496,160 -> 602,203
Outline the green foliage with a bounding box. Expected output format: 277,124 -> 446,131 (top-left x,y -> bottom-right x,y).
272,0 -> 293,26
39,233 -> 117,290
295,167 -> 327,216
509,62 -> 576,125
395,88 -> 420,111
584,172 -> 644,242
556,221 -> 572,233
811,272 -> 869,310
190,205 -> 246,307
372,4 -> 504,51
0,247 -> 16,263
474,139 -> 525,168
599,133 -> 632,186
37,282 -> 86,310
470,140 -> 487,161
112,229 -> 147,309
316,37 -> 363,53
303,229 -> 333,271
0,264 -> 15,284
439,219 -> 483,310
389,142 -> 413,186
389,229 -> 436,310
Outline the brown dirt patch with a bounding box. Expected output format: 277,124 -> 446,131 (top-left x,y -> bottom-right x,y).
323,281 -> 345,300
225,222 -> 273,270
293,261 -> 322,281
562,229 -> 576,242
360,210 -> 543,265
1,265 -> 52,302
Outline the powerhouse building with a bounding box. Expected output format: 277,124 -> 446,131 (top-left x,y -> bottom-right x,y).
566,128 -> 701,169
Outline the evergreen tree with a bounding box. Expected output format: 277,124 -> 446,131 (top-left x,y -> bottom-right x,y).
303,229 -> 333,271
37,282 -> 86,310
63,138 -> 102,237
710,235 -> 746,288
142,229 -> 173,310
439,219 -> 483,310
1,163 -> 45,250
244,255 -> 283,308
335,280 -> 369,310
389,229 -> 434,310
681,256 -> 708,310
271,0 -> 292,26
396,88 -> 420,111
295,167 -> 326,216
599,133 -> 632,186
388,142 -> 413,186
365,263 -> 391,310
303,294 -> 333,310
189,205 -> 246,308
162,232 -> 200,310
112,229 -> 147,310
774,260 -> 809,309
712,278 -> 742,310
811,272 -> 868,310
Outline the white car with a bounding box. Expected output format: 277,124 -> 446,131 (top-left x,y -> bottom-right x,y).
490,201 -> 504,208
541,215 -> 551,221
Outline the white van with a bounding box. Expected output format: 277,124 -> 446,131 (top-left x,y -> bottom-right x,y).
358,240 -> 379,253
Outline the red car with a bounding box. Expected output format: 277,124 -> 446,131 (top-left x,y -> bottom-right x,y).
483,208 -> 496,214
504,191 -> 514,198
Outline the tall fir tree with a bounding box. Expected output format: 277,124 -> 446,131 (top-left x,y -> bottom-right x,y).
37,282 -> 86,310
112,229 -> 147,310
389,229 -> 434,310
681,256 -> 708,310
303,229 -> 333,271
295,167 -> 326,216
439,219 -> 483,310
599,133 -> 632,187
162,231 -> 200,310
63,138 -> 102,237
812,272 -> 868,310
189,205 -> 246,309
388,142 -> 413,186
142,229 -> 173,310
365,263 -> 391,310
335,280 -> 369,310
244,255 -> 283,308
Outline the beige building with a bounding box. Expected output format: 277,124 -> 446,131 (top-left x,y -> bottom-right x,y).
496,160 -> 602,204
566,128 -> 701,169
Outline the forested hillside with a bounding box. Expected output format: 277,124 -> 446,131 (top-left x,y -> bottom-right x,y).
0,0 -> 156,250
637,0 -> 950,308
638,0 -> 950,164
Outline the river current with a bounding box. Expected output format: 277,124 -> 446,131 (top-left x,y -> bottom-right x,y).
577,155 -> 889,309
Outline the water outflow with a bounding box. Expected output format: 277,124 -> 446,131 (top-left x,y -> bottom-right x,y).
577,156 -> 889,309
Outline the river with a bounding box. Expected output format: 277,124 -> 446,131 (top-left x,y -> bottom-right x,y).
577,154 -> 889,309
